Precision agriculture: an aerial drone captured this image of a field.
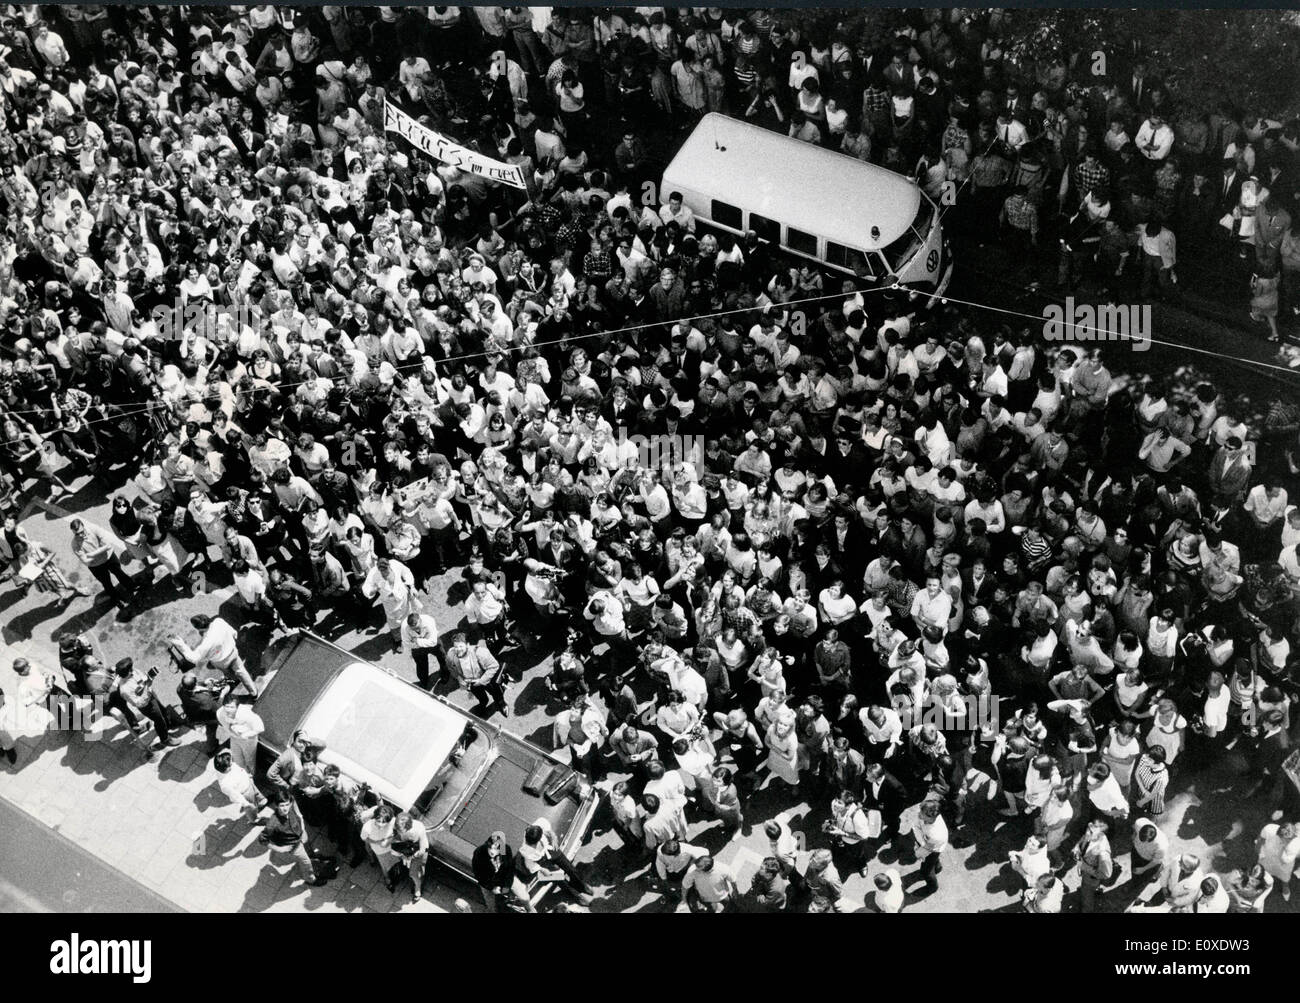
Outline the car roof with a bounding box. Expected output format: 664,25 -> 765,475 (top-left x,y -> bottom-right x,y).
301,662 -> 465,811
661,113 -> 923,252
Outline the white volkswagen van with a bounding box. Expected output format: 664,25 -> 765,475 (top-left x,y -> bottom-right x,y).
660,113 -> 952,297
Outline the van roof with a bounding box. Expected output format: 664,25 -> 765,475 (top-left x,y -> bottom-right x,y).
661,114 -> 923,253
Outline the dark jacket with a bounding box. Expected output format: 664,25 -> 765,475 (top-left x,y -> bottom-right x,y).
472,841 -> 519,889
861,770 -> 908,824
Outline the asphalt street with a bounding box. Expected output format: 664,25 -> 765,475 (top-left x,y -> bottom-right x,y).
0,797 -> 180,913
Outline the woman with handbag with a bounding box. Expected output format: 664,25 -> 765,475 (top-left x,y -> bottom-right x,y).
390,813 -> 430,905
824,789 -> 875,876
704,766 -> 744,832
359,804 -> 404,892
138,501 -> 193,594
473,831 -> 535,912
1099,719 -> 1142,799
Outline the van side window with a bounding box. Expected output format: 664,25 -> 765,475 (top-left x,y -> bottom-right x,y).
748,212 -> 780,245
786,227 -> 818,258
711,200 -> 743,230
826,242 -> 875,275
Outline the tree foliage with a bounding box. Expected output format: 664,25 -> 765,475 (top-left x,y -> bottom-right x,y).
1000,9 -> 1300,115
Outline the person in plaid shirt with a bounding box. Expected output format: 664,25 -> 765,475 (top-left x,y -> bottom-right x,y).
582,237 -> 614,285
942,116 -> 972,158
884,565 -> 920,620
523,200 -> 562,233
554,212 -> 585,255
1070,148 -> 1111,206
1000,185 -> 1039,252
861,77 -> 891,136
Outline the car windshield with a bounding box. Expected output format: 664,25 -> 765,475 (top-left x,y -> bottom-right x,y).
882,198 -> 934,272
412,721 -> 492,827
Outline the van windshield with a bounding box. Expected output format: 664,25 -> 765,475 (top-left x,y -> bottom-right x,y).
412,721 -> 491,827
882,198 -> 935,272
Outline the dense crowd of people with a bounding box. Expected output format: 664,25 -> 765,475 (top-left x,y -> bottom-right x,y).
0,5 -> 1299,913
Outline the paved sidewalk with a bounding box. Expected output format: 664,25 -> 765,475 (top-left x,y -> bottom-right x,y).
0,640 -> 464,914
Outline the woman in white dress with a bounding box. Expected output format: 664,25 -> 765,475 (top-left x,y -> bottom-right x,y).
1113,667 -> 1155,724
342,524 -> 378,579
749,648 -> 787,700
360,804 -> 404,891
1101,719 -> 1142,796
764,706 -> 800,788
187,489 -> 230,556
138,502 -> 192,593
755,687 -> 788,734
1145,697 -> 1187,766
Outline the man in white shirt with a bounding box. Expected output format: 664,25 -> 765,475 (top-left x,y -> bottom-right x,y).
215,691 -> 264,774
872,868 -> 905,912
654,838 -> 707,900
979,359 -> 1009,399
401,612 -> 443,689
214,748 -> 267,822
170,615 -> 257,696
658,191 -> 695,233
861,704 -> 903,759
994,111 -> 1028,150
911,799 -> 949,893
910,576 -> 954,634
1134,114 -> 1175,161
465,579 -> 507,646
681,855 -> 738,912
644,759 -> 689,812
584,590 -> 626,641
231,559 -> 273,616
1131,819 -> 1171,886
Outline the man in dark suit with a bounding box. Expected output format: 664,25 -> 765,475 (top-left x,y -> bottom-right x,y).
731,390 -> 764,430
1125,61 -> 1155,116
961,558 -> 997,608
654,405 -> 703,443
824,510 -> 868,583
1001,81 -> 1030,123
862,760 -> 909,849
660,330 -> 702,385
1247,708 -> 1291,804
828,428 -> 870,479
1216,157 -> 1245,218
957,603 -> 1008,666
826,737 -> 867,800
600,382 -> 640,432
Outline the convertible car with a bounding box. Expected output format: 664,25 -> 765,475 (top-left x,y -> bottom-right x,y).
254,631 -> 599,902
